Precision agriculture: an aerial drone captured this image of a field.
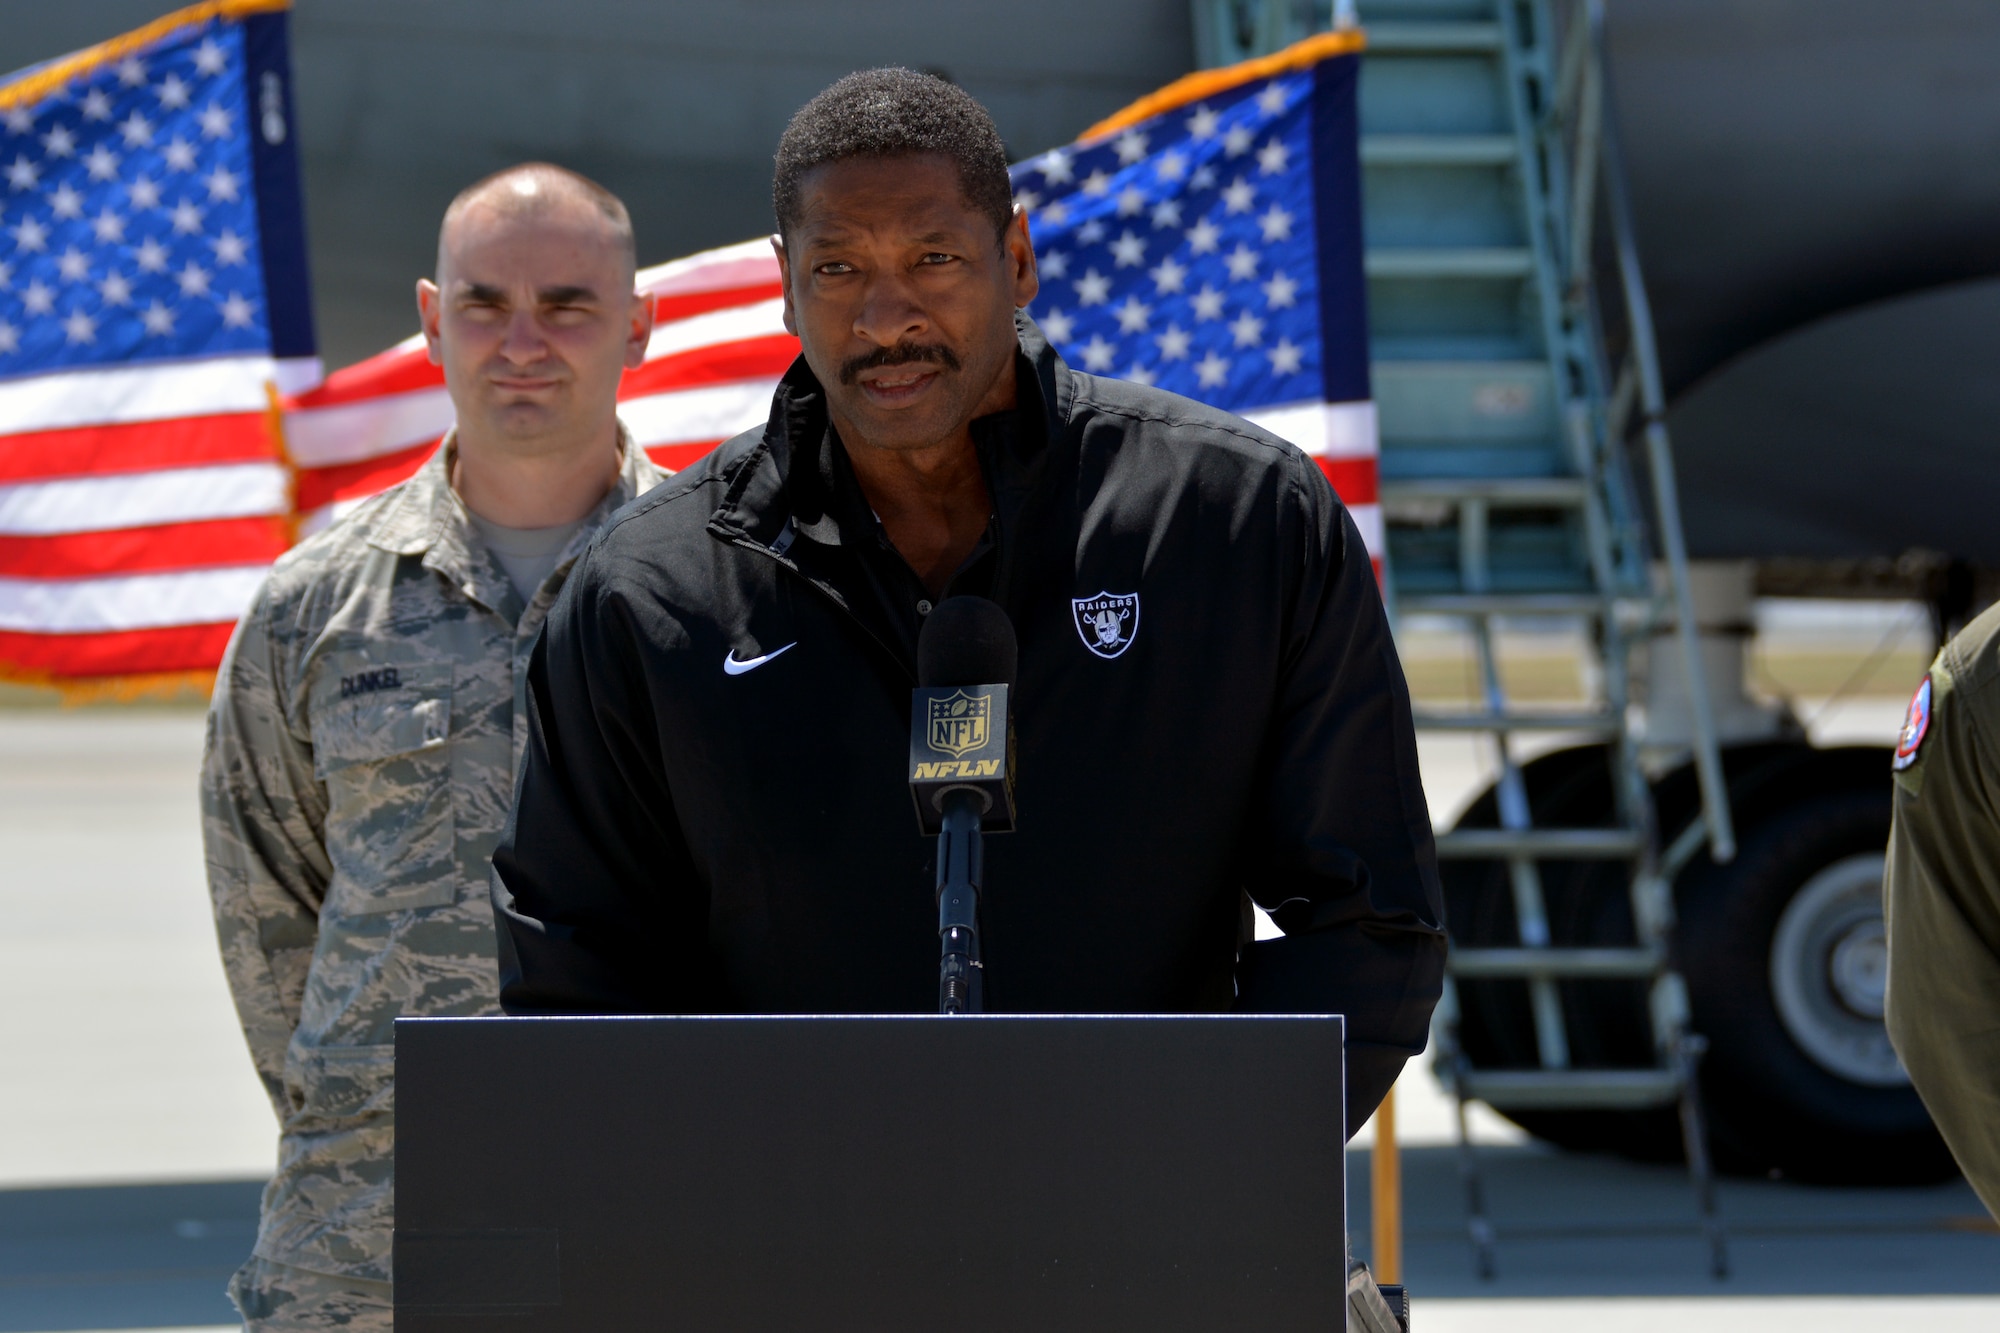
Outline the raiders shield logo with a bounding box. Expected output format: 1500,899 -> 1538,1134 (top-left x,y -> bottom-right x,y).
926,689 -> 992,757
1072,591 -> 1140,659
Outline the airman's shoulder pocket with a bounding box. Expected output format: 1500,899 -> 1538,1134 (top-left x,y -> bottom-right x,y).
311,660 -> 452,776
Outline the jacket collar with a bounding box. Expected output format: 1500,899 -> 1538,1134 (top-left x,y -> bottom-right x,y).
367,422 -> 664,618
707,311 -> 1073,558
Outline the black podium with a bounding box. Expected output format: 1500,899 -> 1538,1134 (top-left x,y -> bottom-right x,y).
394,1014 -> 1346,1331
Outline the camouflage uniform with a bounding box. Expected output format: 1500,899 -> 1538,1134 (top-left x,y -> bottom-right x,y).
202,431 -> 662,1327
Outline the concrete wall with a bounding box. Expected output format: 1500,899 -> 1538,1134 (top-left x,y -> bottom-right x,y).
2,1 -> 1196,368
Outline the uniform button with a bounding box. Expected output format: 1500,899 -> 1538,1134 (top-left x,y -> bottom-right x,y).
917,599 -> 933,616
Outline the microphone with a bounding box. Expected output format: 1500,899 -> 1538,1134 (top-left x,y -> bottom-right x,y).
909,597 -> 1018,1014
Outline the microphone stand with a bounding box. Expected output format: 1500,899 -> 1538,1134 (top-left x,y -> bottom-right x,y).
936,787 -> 985,1014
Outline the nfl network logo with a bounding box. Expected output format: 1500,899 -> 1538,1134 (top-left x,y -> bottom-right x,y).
926,689 -> 993,757
1072,592 -> 1140,660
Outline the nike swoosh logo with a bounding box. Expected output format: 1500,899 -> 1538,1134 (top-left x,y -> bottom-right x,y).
723,642 -> 796,676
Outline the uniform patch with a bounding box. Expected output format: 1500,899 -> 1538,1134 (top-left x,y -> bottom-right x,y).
339,666 -> 402,699
1892,675 -> 1932,772
1072,591 -> 1140,659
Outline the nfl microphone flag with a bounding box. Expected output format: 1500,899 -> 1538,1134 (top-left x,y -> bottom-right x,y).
0,0 -> 315,690
1008,29 -> 1380,566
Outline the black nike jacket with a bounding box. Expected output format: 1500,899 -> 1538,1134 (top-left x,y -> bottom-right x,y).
491,315 -> 1447,1129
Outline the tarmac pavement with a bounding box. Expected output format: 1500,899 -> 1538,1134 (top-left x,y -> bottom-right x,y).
0,713 -> 273,1190
2,701 -> 1994,1332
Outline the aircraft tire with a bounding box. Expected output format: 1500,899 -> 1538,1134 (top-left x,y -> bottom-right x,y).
1442,743 -> 1958,1184
1673,787 -> 1957,1184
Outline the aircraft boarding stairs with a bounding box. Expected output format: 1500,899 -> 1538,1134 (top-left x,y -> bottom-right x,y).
1198,0 -> 1739,1278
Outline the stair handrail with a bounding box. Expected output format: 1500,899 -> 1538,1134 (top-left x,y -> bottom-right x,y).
1572,0 -> 1737,863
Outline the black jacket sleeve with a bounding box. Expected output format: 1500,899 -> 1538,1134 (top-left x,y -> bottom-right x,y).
1232,456 -> 1448,1135
491,550 -> 714,1014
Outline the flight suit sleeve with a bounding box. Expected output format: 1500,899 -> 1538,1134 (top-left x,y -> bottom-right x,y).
1233,456 -> 1449,1135
200,585 -> 330,1121
1884,645 -> 2000,1220
490,549 -> 713,1015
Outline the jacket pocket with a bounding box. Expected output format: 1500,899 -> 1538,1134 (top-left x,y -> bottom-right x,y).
311,659 -> 457,915
292,1041 -> 397,1121
267,1042 -> 397,1277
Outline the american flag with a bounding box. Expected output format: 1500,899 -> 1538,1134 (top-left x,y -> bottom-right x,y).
0,21 -> 1373,690
295,30 -> 1380,555
1009,30 -> 1379,563
0,0 -> 315,688
284,239 -> 792,536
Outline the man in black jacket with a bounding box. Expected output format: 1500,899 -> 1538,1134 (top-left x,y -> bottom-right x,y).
491,69 -> 1445,1129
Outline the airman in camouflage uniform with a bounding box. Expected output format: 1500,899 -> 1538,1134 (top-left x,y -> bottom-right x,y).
202,163 -> 662,1327
1885,598 -> 2000,1220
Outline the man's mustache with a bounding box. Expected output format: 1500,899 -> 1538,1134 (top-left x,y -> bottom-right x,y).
839,342 -> 961,386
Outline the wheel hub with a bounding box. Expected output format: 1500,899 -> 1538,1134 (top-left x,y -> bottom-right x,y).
1768,853 -> 1908,1087
1829,918 -> 1888,1019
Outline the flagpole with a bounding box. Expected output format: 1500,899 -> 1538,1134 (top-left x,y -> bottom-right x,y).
1371,1077 -> 1402,1284
264,380 -> 302,550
